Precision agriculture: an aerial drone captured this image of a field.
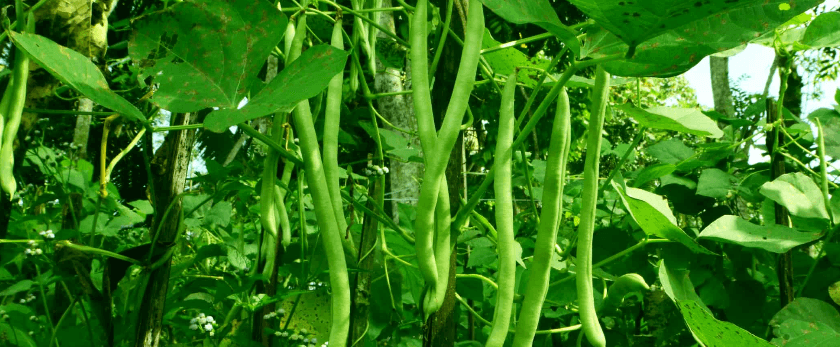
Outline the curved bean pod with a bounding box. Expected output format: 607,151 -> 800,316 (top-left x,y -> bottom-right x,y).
259,119 -> 284,238
324,17 -> 348,235
486,71 -> 517,347
576,65 -> 610,347
411,0 -> 484,318
0,12 -> 33,199
511,88 -> 572,347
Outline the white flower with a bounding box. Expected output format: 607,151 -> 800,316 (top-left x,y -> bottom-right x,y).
382,166 -> 389,174
275,331 -> 282,337
204,323 -> 213,331
34,249 -> 43,255
28,240 -> 36,246
310,338 -> 317,344
199,317 -> 207,324
277,308 -> 286,315
281,331 -> 289,337
190,318 -> 197,324
24,248 -> 31,255
20,299 -> 26,304
303,338 -> 309,343
198,313 -> 205,318
300,329 -> 308,335
206,316 -> 214,323
189,324 -> 199,330
209,331 -> 214,337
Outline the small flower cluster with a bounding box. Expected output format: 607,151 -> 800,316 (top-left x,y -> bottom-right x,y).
363,164 -> 389,177
307,281 -> 325,291
23,240 -> 42,256
188,312 -> 217,337
1,310 -> 8,320
273,328 -> 324,347
263,307 -> 286,320
39,229 -> 55,239
19,293 -> 36,304
185,231 -> 194,241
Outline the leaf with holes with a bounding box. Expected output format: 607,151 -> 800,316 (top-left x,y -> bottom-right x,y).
699,215 -> 823,253
9,32 -> 145,122
478,0 -> 580,56
579,0 -> 823,77
770,298 -> 840,346
677,300 -> 774,347
129,0 -> 287,112
204,45 -> 349,132
617,104 -> 723,138
760,172 -> 830,220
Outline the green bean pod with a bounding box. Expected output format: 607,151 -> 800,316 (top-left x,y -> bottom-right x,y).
486,71 -> 517,347
259,119 -> 284,238
324,17 -> 348,235
410,0 -> 484,318
576,65 -> 610,347
0,76 -> 16,158
287,7 -> 351,345
0,12 -> 33,199
511,88 -> 572,347
603,273 -> 649,311
432,177 -> 451,307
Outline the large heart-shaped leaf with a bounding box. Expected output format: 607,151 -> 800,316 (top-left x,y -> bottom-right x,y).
699,215 -> 823,253
617,104 -> 723,138
802,11 -> 840,48
659,260 -> 709,312
580,0 -> 823,77
9,32 -> 145,122
760,173 -> 830,220
613,181 -> 714,255
569,0 -> 819,48
478,0 -> 581,56
129,0 -> 287,112
203,45 -> 349,132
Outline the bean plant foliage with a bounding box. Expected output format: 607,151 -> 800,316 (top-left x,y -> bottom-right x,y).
0,0 -> 839,347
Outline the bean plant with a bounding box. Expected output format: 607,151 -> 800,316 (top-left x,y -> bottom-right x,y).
0,0 -> 839,347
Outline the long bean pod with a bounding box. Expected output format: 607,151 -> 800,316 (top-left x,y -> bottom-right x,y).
0,11 -> 33,199
324,16 -> 348,235
486,71 -> 517,347
287,7 -> 351,346
259,119 -> 284,238
511,88 -> 572,347
576,65 -> 610,347
0,77 -> 15,160
410,0 -> 484,317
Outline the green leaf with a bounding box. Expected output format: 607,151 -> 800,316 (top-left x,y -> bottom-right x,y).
0,324 -> 37,347
676,300 -> 775,347
129,0 -> 287,113
616,104 -> 723,138
481,29 -> 550,88
0,280 -> 33,296
613,182 -> 714,255
478,0 -> 581,56
646,139 -> 695,164
204,201 -> 232,227
204,45 -> 349,132
770,298 -> 840,346
697,168 -> 737,199
802,12 -> 840,48
658,259 -> 709,312
760,173 -> 830,220
807,108 -> 840,159
578,0 -> 822,77
226,246 -> 250,270
698,215 -> 823,253
8,32 -> 145,122
633,163 -> 676,187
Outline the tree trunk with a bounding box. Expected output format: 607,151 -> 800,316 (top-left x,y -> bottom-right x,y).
72,98 -> 94,159
709,56 -> 735,117
133,111 -> 200,347
349,179 -> 383,345
373,0 -> 421,222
